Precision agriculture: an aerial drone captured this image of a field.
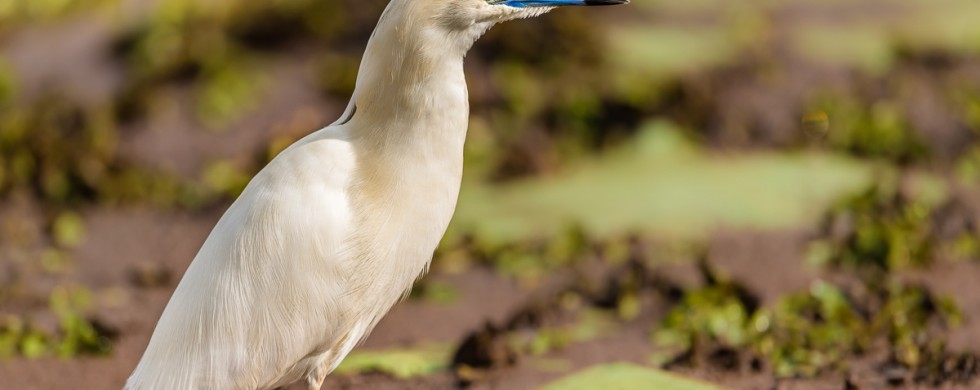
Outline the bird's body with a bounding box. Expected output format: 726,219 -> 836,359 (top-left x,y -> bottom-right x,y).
127,1 -> 625,389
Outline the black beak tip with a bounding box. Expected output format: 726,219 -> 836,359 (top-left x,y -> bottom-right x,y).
585,0 -> 629,5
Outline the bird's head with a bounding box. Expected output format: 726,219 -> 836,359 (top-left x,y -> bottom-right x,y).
373,0 -> 628,57
462,0 -> 629,24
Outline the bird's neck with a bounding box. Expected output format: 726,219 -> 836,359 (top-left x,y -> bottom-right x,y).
335,21 -> 477,318
345,23 -> 473,163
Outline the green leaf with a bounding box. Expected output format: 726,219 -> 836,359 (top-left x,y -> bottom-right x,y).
410,281 -> 459,305
450,123 -> 871,244
539,363 -> 724,390
52,212 -> 86,249
20,332 -> 47,359
333,344 -> 452,379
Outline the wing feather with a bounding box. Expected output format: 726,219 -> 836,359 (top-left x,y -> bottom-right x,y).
127,134 -> 355,390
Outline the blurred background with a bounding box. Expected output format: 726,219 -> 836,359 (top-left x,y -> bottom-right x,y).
1,0 -> 979,388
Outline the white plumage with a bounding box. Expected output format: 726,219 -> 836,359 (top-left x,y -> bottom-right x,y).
126,0 -> 625,389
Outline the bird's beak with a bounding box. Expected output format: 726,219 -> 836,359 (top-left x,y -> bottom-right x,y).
491,0 -> 629,7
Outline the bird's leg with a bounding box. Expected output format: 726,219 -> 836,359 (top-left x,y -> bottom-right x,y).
307,330 -> 358,390
306,361 -> 330,390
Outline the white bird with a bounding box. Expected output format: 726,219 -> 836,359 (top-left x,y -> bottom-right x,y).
126,0 -> 627,389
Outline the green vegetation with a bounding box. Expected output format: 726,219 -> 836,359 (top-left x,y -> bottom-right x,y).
0,286 -> 111,359
0,0 -> 116,35
334,344 -> 453,379
410,280 -> 460,305
650,176 -> 974,380
452,122 -> 872,243
809,173 -> 979,271
518,309 -> 619,357
652,272 -> 755,359
751,281 -> 866,378
540,363 -> 722,390
652,270 -> 963,379
632,0 -> 980,73
815,98 -> 929,163
0,93 -> 233,211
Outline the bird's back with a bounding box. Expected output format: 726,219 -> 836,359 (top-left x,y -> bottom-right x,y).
127,130 -> 357,389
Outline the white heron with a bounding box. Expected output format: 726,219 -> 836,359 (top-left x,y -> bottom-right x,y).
126,0 -> 627,388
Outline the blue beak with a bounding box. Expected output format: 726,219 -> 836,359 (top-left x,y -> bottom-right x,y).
493,0 -> 629,7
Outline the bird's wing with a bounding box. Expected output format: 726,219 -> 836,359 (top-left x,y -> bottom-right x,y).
128,133 -> 355,390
